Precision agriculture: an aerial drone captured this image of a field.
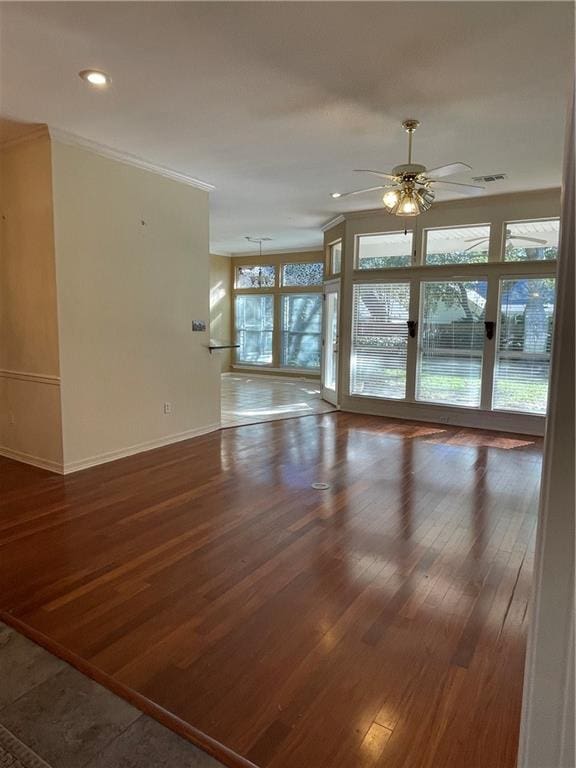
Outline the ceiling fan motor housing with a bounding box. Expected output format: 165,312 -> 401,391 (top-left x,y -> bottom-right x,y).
392,163 -> 427,179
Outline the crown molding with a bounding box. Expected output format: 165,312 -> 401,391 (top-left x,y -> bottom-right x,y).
230,245 -> 324,258
209,249 -> 233,258
48,127 -> 215,192
321,215 -> 345,232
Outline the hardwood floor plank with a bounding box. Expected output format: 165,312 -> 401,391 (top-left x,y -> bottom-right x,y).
0,413 -> 543,768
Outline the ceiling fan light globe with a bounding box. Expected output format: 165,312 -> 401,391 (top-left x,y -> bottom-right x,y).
397,190 -> 420,216
382,189 -> 400,209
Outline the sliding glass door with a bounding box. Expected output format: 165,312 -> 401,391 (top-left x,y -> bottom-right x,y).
416,280 -> 487,407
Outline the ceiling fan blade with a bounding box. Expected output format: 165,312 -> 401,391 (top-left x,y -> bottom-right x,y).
425,162 -> 472,179
429,179 -> 484,196
337,185 -> 388,198
463,239 -> 489,252
354,169 -> 398,181
508,236 -> 548,245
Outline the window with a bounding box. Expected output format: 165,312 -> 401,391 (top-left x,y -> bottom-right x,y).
356,231 -> 412,270
425,225 -> 490,265
235,265 -> 276,288
504,219 -> 560,261
281,294 -> 323,369
493,278 -> 556,414
416,280 -> 487,407
235,295 -> 274,365
330,241 -> 342,274
281,262 -> 324,287
350,282 -> 410,399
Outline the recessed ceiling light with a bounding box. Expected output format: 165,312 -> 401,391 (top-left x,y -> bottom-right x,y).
330,192 -> 342,199
79,69 -> 111,87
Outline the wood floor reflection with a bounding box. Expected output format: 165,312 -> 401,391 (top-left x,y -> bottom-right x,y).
0,413 -> 543,768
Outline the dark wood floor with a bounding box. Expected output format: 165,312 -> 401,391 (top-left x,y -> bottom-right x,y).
0,413 -> 543,768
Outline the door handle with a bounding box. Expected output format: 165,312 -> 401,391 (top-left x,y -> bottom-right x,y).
484,321 -> 495,340
407,320 -> 418,338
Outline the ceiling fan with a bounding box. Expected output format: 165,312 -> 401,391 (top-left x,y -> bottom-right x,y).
464,229 -> 548,252
331,119 -> 484,217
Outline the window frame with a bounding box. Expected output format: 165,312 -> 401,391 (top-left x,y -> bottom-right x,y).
491,271 -> 557,415
232,253 -> 325,372
415,276 -> 489,409
355,229 -> 415,271
502,217 -> 561,263
280,261 -> 325,288
234,264 -> 277,289
422,223 -> 492,266
327,239 -> 342,276
280,292 -> 324,370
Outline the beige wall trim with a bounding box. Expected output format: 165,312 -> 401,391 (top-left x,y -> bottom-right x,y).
49,127 -> 215,192
0,446 -> 64,474
343,399 -> 544,437
0,370 -> 60,386
321,215 -> 345,232
62,422 -> 221,475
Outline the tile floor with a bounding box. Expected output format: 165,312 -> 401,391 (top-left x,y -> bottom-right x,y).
0,623 -> 223,768
221,373 -> 336,427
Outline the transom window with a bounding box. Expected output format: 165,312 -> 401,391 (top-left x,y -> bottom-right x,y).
329,241 -> 342,274
356,231 -> 413,270
235,265 -> 275,288
504,219 -> 560,261
281,262 -> 324,286
424,225 -> 490,265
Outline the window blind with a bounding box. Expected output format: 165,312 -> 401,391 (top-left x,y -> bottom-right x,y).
235,295 -> 274,364
280,294 -> 322,369
350,282 -> 410,399
493,278 -> 556,414
416,280 -> 487,407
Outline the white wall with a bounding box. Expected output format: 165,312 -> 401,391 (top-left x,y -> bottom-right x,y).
518,86 -> 574,768
0,129 -> 63,470
51,141 -> 220,471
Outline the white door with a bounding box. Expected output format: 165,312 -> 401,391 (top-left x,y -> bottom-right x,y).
321,283 -> 340,405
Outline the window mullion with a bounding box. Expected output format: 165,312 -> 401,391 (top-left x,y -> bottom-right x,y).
480,274 -> 500,409
405,278 -> 420,401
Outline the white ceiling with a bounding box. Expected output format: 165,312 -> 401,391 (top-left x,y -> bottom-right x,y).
1,2 -> 573,255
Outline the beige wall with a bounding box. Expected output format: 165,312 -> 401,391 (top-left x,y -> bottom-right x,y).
0,129 -> 63,469
51,141 -> 220,470
209,254 -> 232,372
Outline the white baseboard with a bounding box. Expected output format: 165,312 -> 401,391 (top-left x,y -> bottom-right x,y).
0,446 -> 64,474
62,422 -> 222,474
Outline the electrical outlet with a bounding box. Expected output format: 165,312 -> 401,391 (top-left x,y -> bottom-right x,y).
163,402 -> 172,415
9,411 -> 15,425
